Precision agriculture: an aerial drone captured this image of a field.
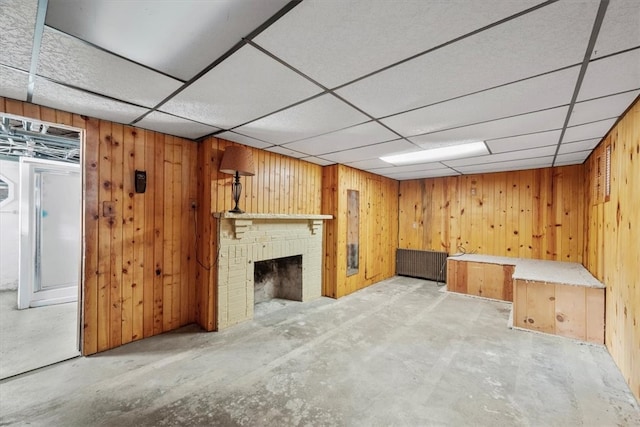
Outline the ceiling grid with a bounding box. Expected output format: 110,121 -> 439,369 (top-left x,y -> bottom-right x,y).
0,0 -> 637,179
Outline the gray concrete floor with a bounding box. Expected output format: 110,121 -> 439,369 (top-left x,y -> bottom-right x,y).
0,290 -> 79,379
0,276 -> 638,426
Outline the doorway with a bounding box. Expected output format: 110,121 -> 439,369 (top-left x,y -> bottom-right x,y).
0,114 -> 82,379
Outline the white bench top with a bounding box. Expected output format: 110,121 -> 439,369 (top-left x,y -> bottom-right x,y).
448,254 -> 604,288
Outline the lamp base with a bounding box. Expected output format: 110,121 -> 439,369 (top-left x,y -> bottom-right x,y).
228,207 -> 244,214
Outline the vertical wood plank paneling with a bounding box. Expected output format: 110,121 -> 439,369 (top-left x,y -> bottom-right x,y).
109,124 -> 124,349
142,131 -> 156,338
1,98 -> 200,355
584,99 -> 639,401
82,117 -> 100,355
132,128 -> 145,341
97,121 -> 112,352
322,165 -> 399,298
120,126 -> 135,345
152,133 -> 165,335
398,165 -> 585,262
162,142 -> 174,331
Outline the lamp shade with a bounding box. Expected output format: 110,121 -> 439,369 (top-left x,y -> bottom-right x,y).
219,146 -> 255,176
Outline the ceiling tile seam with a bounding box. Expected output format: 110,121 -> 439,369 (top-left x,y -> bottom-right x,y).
438,143 -> 559,164
246,40 -> 421,148
26,0 -> 48,103
485,128 -> 562,143
551,0 -> 609,167
197,91 -> 329,140
282,133 -> 401,156
375,63 -> 582,122
277,119 -> 375,146
406,103 -> 571,139
567,115 -> 619,129
441,155 -> 555,169
43,25 -> 187,84
305,137 -> 405,158
574,87 -> 640,105
588,44 -> 640,64
0,63 -> 30,75
266,146 -> 308,157
128,0 -> 304,127
328,92 -> 421,148
484,141 -> 493,155
329,0 -> 559,92
30,75 -> 152,111
577,93 -> 640,158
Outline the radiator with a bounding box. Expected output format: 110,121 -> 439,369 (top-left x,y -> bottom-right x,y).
396,249 -> 448,282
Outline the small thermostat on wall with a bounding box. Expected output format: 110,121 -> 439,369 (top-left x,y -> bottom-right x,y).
135,170 -> 146,193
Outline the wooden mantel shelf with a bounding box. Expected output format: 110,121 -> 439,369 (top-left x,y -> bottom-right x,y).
213,212 -> 332,238
213,212 -> 332,220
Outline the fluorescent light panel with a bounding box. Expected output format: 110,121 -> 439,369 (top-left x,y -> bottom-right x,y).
380,141 -> 488,165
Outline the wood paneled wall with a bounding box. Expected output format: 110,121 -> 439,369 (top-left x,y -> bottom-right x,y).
196,137 -> 323,331
322,165 -> 399,298
584,100 -> 639,401
398,166 -> 585,262
1,98 -> 198,355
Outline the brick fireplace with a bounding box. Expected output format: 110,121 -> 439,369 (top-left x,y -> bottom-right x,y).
214,213 -> 332,329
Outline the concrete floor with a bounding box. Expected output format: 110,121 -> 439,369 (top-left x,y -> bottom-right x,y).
0,276 -> 638,426
0,290 -> 79,379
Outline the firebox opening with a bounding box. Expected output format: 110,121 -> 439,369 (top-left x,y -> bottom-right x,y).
254,255 -> 303,313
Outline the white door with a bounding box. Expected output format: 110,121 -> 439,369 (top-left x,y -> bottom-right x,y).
18,158 -> 80,309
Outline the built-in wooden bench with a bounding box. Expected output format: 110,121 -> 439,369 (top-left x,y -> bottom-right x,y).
447,254 -> 605,344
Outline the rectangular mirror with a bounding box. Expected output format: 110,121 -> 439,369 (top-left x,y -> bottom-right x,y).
347,189 -> 359,276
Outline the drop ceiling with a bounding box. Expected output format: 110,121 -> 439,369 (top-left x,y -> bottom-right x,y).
0,0 -> 638,180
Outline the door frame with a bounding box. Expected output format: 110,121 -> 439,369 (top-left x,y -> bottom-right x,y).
18,157 -> 81,309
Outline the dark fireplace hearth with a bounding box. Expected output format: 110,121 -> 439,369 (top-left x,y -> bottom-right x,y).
254,255 -> 303,304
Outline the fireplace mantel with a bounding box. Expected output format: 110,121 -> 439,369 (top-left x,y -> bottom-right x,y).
213,212 -> 332,239
215,213 -> 331,329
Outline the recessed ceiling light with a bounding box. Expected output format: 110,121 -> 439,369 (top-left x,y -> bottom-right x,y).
380,141 -> 488,165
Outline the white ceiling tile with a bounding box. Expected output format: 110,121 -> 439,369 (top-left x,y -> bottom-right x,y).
409,107 -> 568,147
554,150 -> 591,165
578,49 -> 640,101
0,0 -> 37,71
232,94 -> 369,144
557,138 -> 601,155
444,145 -> 558,168
161,45 -> 322,129
321,139 -> 418,164
456,157 -> 554,174
255,0 -> 538,88
591,0 -> 640,60
563,118 -> 617,143
0,66 -> 29,101
45,0 -> 290,80
264,145 -> 307,158
282,121 -> 398,155
570,90 -> 639,126
32,77 -> 148,125
369,162 -> 449,175
136,111 -> 220,140
382,169 -> 460,181
381,67 -> 579,137
337,1 -> 598,117
301,157 -> 335,166
216,132 -> 272,150
344,158 -> 394,170
487,130 -> 561,154
37,28 -> 183,108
